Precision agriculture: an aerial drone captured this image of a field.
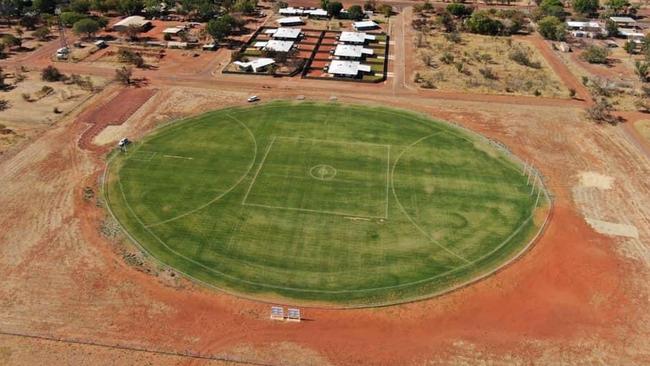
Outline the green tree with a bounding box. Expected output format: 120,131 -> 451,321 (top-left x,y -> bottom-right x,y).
605,19 -> 618,36
320,0 -> 329,11
73,18 -> 100,38
19,15 -> 39,30
206,18 -> 232,42
466,11 -> 504,35
2,34 -> 21,48
233,0 -> 257,14
623,40 -> 635,54
606,0 -> 629,14
33,26 -> 51,40
539,0 -> 566,19
537,16 -> 566,41
118,0 -> 144,15
446,3 -> 472,18
347,5 -> 363,20
59,11 -> 85,27
572,0 -> 598,14
32,0 -> 57,14
69,0 -> 91,13
581,45 -> 609,64
438,11 -> 456,33
327,1 -> 343,17
635,61 -> 648,82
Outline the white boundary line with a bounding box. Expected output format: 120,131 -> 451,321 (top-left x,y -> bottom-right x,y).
145,115 -> 258,228
390,133 -> 471,264
101,102 -> 552,307
275,135 -> 391,149
242,202 -> 387,220
385,145 -> 391,219
243,136 -> 390,219
241,136 -> 276,205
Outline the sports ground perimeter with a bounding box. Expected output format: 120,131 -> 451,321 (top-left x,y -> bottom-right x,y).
104,101 -> 550,306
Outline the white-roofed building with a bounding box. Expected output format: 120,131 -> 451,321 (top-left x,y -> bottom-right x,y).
264,40 -> 294,52
565,20 -> 606,38
334,44 -> 373,59
233,58 -> 276,72
352,20 -> 379,31
113,16 -> 152,32
306,9 -> 328,18
618,28 -> 646,43
326,60 -> 371,77
272,27 -> 302,40
609,16 -> 636,27
163,27 -> 185,35
279,7 -> 302,15
277,16 -> 304,26
253,41 -> 268,48
338,31 -> 376,44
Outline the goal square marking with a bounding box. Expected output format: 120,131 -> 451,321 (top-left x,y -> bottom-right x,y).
243,136 -> 390,219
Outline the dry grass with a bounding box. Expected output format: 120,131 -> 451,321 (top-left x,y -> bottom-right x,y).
413,33 -> 569,97
635,120 -> 650,143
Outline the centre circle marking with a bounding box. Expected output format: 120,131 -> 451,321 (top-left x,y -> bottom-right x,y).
309,164 -> 337,181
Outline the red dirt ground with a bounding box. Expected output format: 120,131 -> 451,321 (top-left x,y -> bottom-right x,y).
76,87 -> 157,151
0,4 -> 649,365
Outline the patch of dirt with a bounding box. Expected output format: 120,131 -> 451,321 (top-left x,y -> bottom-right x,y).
585,218 -> 639,239
77,87 -> 158,150
578,171 -> 614,190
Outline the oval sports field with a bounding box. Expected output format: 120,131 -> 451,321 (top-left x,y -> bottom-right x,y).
105,101 -> 549,307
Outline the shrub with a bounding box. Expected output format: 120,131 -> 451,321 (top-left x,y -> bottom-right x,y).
446,3 -> 473,18
115,66 -> 133,85
444,32 -> 462,43
59,12 -> 85,27
509,47 -> 541,68
73,18 -> 100,38
581,45 -> 609,64
41,65 -> 64,81
479,67 -> 498,80
537,16 -> 566,41
0,99 -> 9,111
466,11 -> 504,35
586,98 -> 617,124
117,48 -> 145,68
440,52 -> 455,64
33,27 -> 51,41
572,0 -> 599,14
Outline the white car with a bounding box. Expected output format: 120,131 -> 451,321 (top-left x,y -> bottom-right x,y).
247,96 -> 260,103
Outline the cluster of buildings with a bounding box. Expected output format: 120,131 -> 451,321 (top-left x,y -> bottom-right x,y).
566,16 -> 646,45
324,31 -> 379,78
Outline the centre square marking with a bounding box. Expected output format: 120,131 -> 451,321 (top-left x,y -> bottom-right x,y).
242,136 -> 390,219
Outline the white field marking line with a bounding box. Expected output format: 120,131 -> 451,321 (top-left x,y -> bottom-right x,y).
129,151 -> 157,162
162,154 -> 194,160
242,202 -> 386,220
245,136 -> 390,219
116,159 -> 545,295
108,106 -> 549,296
241,136 -> 276,205
385,145 -> 391,219
275,135 -> 391,149
345,216 -> 372,221
144,115 -> 258,228
391,133 -> 471,264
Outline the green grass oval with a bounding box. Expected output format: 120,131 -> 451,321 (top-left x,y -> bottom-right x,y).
105,101 -> 548,307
